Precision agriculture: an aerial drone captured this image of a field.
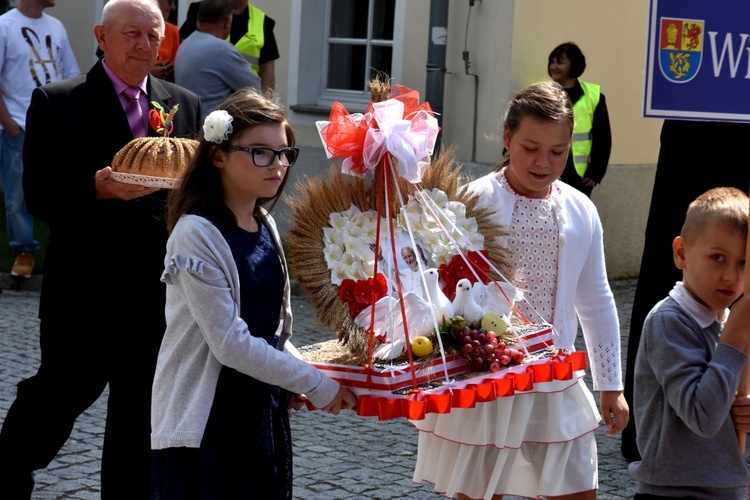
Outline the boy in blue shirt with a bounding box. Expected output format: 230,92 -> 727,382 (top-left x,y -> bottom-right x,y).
630,186 -> 750,498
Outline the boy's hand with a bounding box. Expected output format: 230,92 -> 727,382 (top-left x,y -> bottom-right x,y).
721,295 -> 750,354
732,394 -> 750,432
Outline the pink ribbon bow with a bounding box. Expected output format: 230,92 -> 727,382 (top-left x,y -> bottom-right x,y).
316,85 -> 439,182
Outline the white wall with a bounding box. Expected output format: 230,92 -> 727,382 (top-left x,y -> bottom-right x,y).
49,0 -> 100,73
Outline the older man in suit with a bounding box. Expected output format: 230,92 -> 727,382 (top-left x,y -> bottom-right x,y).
0,0 -> 201,498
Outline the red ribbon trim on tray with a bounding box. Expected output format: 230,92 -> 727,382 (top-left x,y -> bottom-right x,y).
306,351 -> 587,421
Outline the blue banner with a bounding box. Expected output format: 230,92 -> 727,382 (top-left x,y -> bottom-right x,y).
644,0 -> 750,122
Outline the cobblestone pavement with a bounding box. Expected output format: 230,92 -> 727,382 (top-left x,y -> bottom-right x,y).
0,277 -> 637,499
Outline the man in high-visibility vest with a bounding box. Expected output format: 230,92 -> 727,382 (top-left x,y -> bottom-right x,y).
548,42 -> 612,198
180,0 -> 279,94
175,0 -> 261,121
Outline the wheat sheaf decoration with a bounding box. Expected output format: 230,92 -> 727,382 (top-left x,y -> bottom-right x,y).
284,76 -> 513,364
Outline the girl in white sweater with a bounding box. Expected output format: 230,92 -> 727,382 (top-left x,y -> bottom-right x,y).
411,82 -> 629,499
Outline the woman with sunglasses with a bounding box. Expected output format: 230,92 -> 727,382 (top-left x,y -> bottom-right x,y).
150,88 -> 357,500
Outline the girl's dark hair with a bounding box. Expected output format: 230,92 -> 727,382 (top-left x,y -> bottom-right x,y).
166,88 -> 296,233
493,82 -> 574,172
547,42 -> 587,79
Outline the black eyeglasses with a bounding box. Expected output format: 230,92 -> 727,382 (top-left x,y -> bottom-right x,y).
222,146 -> 299,167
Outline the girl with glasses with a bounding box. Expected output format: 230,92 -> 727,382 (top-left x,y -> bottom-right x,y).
150,88 -> 357,499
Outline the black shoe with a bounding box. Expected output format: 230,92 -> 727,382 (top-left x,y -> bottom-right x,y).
0,470 -> 34,499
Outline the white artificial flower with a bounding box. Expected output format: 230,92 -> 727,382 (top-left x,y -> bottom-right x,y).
461,216 -> 479,235
323,242 -> 343,263
346,236 -> 373,261
203,110 -> 234,144
466,230 -> 485,249
403,196 -> 423,218
429,188 -> 449,206
322,207 -> 379,282
322,227 -> 345,248
331,266 -> 350,286
328,211 -> 348,230
447,200 -> 466,219
322,188 -> 483,285
343,261 -> 368,281
341,205 -> 364,221
346,221 -> 369,240
339,251 -> 357,268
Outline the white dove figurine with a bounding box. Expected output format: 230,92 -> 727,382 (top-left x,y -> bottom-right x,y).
451,278 -> 484,324
472,280 -> 524,318
354,291 -> 436,360
421,268 -> 454,323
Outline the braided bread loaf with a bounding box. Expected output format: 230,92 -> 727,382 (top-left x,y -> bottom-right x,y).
111,136 -> 199,181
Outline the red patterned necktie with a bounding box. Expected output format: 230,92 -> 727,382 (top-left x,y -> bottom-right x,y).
122,86 -> 147,138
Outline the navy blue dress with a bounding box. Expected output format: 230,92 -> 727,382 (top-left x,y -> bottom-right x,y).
152,221 -> 292,499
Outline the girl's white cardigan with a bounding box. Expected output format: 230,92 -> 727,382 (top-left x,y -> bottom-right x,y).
465,172 -> 623,391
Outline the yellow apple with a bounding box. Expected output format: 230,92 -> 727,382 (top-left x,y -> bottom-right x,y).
481,312 -> 508,334
411,336 -> 434,357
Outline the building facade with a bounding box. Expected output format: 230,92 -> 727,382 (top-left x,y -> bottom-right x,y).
50,0 -> 661,278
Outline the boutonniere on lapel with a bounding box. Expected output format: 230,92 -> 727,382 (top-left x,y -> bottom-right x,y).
109,101 -> 199,189
148,101 -> 177,137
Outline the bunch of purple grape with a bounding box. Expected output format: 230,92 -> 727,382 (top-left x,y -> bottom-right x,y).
453,325 -> 525,372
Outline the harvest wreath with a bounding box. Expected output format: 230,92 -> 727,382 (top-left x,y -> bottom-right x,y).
285,77 -> 586,420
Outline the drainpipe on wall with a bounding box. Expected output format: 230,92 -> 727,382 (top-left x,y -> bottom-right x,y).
425,0 -> 449,155
463,0 -> 480,163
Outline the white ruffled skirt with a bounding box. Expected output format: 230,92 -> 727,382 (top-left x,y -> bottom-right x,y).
410,372 -> 600,499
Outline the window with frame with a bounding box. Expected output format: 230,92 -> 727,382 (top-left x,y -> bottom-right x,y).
326,0 -> 395,93
294,0 -> 402,113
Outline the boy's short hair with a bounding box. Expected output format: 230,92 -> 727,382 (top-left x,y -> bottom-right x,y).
197,0 -> 231,25
681,187 -> 749,242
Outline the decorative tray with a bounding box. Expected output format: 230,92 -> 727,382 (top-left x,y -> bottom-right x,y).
301,340 -> 587,421
110,171 -> 179,189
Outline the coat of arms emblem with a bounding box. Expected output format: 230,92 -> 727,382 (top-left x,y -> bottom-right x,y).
659,18 -> 704,83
